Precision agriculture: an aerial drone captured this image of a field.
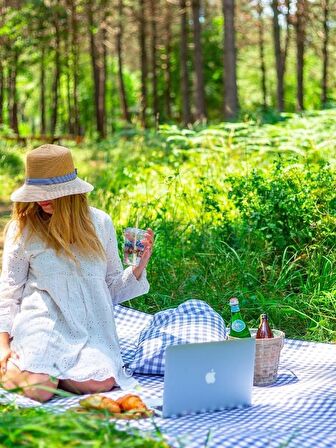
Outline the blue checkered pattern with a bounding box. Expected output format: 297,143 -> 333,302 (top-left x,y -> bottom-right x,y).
1,305 -> 335,448
127,299 -> 226,374
114,305 -> 153,366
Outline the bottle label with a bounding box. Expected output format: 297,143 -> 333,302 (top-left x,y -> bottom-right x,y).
230,305 -> 240,312
231,319 -> 246,333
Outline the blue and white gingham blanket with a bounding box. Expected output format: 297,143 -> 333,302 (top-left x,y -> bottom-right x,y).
1,305 -> 335,448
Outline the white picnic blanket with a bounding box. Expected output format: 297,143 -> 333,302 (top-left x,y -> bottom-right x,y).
1,305 -> 335,448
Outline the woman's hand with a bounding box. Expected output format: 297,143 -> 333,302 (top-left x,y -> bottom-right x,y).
0,345 -> 19,376
132,228 -> 154,280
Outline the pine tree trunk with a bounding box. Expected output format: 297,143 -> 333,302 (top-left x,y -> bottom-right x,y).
0,59 -> 4,124
100,17 -> 107,137
164,2 -> 172,120
180,0 -> 191,125
222,0 -> 238,119
40,45 -> 46,135
138,0 -> 148,127
116,0 -> 131,123
0,3 -> 4,124
7,66 -> 12,124
150,0 -> 159,124
296,0 -> 305,111
70,0 -> 81,135
191,0 -> 206,121
87,1 -> 101,136
66,46 -> 73,135
257,1 -> 267,110
271,0 -> 284,111
87,0 -> 106,138
321,0 -> 329,107
8,51 -> 19,135
50,19 -> 61,136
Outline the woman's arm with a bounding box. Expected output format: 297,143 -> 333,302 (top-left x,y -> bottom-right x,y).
0,221 -> 29,335
104,217 -> 150,304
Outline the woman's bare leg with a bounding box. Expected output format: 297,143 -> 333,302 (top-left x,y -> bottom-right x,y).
0,359 -> 58,402
58,377 -> 115,395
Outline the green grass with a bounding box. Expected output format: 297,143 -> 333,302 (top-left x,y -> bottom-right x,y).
0,110 -> 335,446
1,111 -> 335,342
80,110 -> 336,343
0,402 -> 169,447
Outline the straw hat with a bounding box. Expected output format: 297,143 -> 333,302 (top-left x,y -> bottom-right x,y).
10,144 -> 94,202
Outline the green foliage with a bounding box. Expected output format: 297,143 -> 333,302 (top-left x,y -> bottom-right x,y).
82,111 -> 335,342
228,163 -> 336,253
0,146 -> 23,175
1,111 -> 335,343
0,404 -> 168,447
0,2 -> 334,134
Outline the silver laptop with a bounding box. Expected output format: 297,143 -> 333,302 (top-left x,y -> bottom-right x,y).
162,338 -> 256,418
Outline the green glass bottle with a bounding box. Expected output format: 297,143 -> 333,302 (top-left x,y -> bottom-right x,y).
229,297 -> 251,338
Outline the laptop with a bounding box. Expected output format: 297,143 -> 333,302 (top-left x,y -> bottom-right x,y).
162,338 -> 256,418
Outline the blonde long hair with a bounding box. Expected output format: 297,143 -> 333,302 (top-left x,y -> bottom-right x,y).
8,194 -> 105,261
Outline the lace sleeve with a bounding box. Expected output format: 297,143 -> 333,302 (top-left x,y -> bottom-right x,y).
104,217 -> 150,305
0,221 -> 29,334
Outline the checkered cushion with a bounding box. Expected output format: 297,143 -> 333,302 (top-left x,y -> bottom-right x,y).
127,299 -> 226,375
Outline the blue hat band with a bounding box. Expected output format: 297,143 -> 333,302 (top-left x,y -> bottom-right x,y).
25,169 -> 77,186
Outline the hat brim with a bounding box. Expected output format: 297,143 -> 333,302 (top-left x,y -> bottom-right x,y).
10,177 -> 94,202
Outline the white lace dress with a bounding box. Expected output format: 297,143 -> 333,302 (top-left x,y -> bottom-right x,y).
0,206 -> 149,388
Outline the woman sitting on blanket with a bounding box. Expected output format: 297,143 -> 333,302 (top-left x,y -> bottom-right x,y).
0,144 -> 154,402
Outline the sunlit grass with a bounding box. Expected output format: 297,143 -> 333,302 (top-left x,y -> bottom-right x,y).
0,112 -> 335,342
0,402 -> 168,447
0,110 -> 335,447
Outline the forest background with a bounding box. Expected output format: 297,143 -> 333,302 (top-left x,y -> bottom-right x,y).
0,1 -> 335,446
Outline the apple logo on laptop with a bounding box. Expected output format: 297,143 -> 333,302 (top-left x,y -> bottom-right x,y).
205,369 -> 216,384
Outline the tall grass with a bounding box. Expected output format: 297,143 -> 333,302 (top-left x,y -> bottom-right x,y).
83,111 -> 336,342
0,111 -> 335,343
0,402 -> 168,447
0,110 -> 335,447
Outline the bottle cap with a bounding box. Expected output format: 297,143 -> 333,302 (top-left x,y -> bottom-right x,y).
261,313 -> 268,319
229,297 -> 239,306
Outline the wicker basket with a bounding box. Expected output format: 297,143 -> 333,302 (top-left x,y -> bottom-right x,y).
251,329 -> 285,386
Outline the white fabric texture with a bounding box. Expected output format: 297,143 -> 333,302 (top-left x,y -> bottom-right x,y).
0,206 -> 149,388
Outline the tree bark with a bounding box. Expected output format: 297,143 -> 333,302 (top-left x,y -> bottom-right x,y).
50,17 -> 61,136
40,45 -> 46,135
66,44 -> 73,135
116,0 -> 131,123
0,2 -> 4,125
138,0 -> 148,127
102,14 -> 108,135
0,59 -> 4,124
180,0 -> 191,126
87,0 -> 106,138
296,0 -> 306,111
164,1 -> 172,120
9,51 -> 19,135
69,0 -> 81,135
222,0 -> 238,119
321,0 -> 329,107
257,1 -> 267,110
271,0 -> 284,111
271,0 -> 291,112
191,0 -> 206,121
150,0 -> 159,124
